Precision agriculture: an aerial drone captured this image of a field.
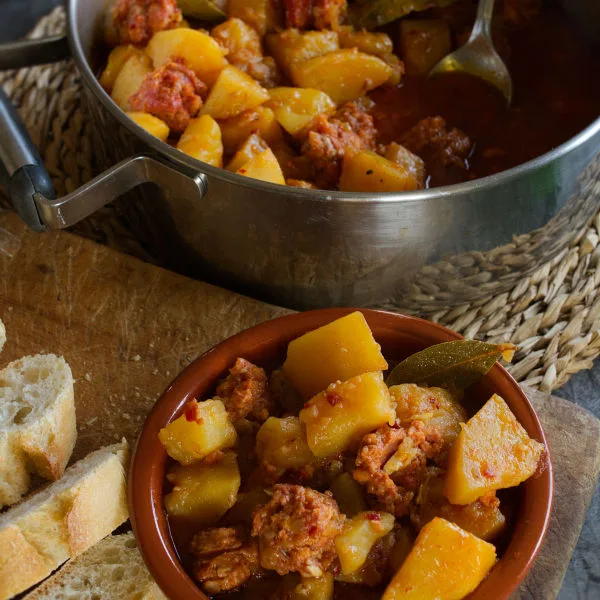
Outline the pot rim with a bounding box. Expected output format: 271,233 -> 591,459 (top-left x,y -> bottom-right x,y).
67,1 -> 600,203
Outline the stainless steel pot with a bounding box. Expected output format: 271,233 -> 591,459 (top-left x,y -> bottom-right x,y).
1,0 -> 599,310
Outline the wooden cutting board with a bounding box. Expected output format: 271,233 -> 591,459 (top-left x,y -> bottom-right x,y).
1,209 -> 598,599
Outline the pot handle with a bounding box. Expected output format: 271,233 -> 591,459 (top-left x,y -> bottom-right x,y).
0,35 -> 70,230
0,39 -> 206,231
0,35 -> 71,70
0,87 -> 56,231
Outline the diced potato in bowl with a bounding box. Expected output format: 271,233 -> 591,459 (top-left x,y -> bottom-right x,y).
158,398 -> 236,465
147,310 -> 549,599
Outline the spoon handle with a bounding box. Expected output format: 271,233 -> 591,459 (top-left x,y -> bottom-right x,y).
471,0 -> 495,39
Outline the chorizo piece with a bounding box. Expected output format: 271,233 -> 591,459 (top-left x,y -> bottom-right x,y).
353,424 -> 415,517
112,0 -> 182,46
284,0 -> 314,29
130,59 -> 206,132
216,358 -> 273,422
313,0 -> 347,30
299,101 -> 378,188
251,484 -> 345,577
190,527 -> 260,594
400,116 -> 472,171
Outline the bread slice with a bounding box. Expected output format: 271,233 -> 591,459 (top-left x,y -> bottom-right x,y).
25,532 -> 166,600
0,354 -> 77,507
0,440 -> 129,600
0,318 -> 5,353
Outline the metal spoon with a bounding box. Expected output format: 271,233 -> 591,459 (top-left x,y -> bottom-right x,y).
429,0 -> 513,105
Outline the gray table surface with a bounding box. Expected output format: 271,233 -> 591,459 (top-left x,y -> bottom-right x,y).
0,0 -> 598,598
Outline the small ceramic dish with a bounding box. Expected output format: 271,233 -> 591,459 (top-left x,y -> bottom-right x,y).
129,308 -> 553,600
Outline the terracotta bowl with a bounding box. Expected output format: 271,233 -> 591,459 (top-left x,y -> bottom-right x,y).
129,308 -> 553,600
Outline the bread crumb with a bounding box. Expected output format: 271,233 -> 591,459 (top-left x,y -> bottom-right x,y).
132,354 -> 141,362
87,417 -> 98,426
84,373 -> 92,382
152,369 -> 159,375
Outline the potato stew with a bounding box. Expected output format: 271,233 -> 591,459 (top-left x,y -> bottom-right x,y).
158,311 -> 546,599
100,0 -> 600,191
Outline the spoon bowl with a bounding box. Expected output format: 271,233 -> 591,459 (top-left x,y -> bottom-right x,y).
430,0 -> 513,105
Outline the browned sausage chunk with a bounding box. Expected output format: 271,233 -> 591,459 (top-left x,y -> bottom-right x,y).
251,484 -> 345,577
400,116 -> 472,171
313,0 -> 347,30
190,527 -> 260,594
216,358 -> 272,422
299,101 -> 378,188
353,424 -> 414,517
284,0 -> 314,29
130,59 -> 206,132
283,0 -> 346,30
353,421 -> 444,517
111,0 -> 182,46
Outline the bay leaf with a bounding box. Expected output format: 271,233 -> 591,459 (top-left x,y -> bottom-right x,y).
386,340 -> 517,389
350,0 -> 458,29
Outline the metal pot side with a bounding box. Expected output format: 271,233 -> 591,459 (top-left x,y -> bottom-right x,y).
70,0 -> 600,310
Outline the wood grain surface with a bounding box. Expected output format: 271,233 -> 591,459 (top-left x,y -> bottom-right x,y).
0,210 -> 290,460
1,209 -> 598,599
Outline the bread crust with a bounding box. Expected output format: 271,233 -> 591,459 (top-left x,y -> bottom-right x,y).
0,441 -> 129,600
24,533 -> 167,600
0,354 -> 77,507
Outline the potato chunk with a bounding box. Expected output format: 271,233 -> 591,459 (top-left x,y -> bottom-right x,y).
268,87 -> 336,136
266,30 -> 339,82
202,65 -> 270,120
444,394 -> 545,505
164,452 -> 241,525
256,416 -> 316,472
158,399 -> 237,465
299,372 -> 395,458
177,114 -> 223,166
335,511 -> 395,575
111,53 -> 152,111
283,311 -> 388,401
400,19 -> 452,77
288,573 -> 334,599
337,27 -> 402,84
383,517 -> 497,600
330,473 -> 368,517
413,468 -> 506,541
100,45 -> 145,91
236,147 -> 286,185
126,112 -> 170,141
340,150 -> 420,192
226,133 -> 268,172
227,0 -> 281,35
385,143 -> 426,189
219,107 -> 283,154
146,28 -> 226,85
293,49 -> 392,105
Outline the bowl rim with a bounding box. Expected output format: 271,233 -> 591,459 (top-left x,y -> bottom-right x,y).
128,308 -> 553,600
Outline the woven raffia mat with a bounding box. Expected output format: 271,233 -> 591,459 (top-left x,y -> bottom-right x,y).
2,6 -> 600,393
